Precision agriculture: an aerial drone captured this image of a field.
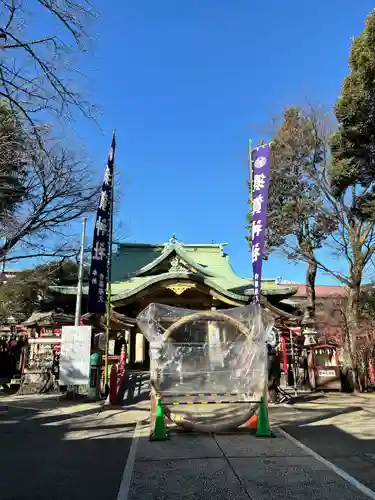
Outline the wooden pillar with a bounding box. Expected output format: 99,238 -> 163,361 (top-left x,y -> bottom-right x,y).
149,345 -> 159,430
207,319 -> 223,367
281,334 -> 288,373
143,338 -> 150,369
135,332 -> 144,363
124,328 -> 130,363
129,329 -> 136,367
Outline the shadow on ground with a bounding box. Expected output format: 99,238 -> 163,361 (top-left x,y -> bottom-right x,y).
117,371 -> 150,406
270,399 -> 375,492
282,422 -> 375,490
164,396 -> 375,493
0,404 -> 137,500
2,389 -> 375,499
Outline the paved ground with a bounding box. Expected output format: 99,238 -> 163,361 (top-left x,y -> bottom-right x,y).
125,423 -> 372,500
275,392 -> 375,493
1,391 -> 375,499
0,395 -> 148,500
125,392 -> 375,499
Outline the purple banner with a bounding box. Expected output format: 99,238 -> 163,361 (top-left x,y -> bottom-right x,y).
251,143 -> 272,303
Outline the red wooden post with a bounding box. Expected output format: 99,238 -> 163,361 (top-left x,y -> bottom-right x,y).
109,363 -> 118,405
119,345 -> 126,376
116,344 -> 126,396
369,358 -> 375,385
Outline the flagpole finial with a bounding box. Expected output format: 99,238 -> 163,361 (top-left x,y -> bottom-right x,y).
110,129 -> 116,151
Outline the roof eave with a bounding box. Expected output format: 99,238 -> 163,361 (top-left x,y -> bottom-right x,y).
111,271 -> 248,304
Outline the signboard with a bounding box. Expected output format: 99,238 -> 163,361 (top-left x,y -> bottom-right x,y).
59,326 -> 92,386
318,369 -> 336,378
108,339 -> 115,356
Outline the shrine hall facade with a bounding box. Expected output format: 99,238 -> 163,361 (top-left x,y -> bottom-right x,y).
50,237 -> 299,369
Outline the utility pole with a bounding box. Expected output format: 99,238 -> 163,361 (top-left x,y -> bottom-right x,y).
75,217 -> 87,326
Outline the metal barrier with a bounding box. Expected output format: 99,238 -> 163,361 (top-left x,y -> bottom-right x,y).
169,400 -> 261,405
163,392 -> 262,405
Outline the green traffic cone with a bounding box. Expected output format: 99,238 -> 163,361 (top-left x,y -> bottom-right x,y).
256,395 -> 275,438
150,398 -> 170,441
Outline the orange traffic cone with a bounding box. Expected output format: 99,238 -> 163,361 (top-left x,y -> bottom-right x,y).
247,414 -> 258,429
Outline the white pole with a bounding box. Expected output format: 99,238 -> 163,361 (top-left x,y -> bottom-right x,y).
75,217 -> 87,326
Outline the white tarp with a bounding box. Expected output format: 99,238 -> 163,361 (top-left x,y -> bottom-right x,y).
59,326 -> 92,386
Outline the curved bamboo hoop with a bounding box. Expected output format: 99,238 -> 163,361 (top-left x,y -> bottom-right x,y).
163,310 -> 250,342
151,310 -> 260,433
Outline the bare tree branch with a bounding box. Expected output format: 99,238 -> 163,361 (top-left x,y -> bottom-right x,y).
259,104 -> 375,323
0,127 -> 100,264
0,0 -> 98,125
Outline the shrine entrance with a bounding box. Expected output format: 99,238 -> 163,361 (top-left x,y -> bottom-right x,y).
113,281 -> 245,371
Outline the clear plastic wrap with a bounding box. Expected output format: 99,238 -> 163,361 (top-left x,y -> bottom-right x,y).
136,303 -> 274,401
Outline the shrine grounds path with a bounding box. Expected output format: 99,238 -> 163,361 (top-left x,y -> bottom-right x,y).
274,392 -> 375,494
1,391 -> 375,500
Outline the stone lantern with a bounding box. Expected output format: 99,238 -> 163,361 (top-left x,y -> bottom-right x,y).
301,307 -> 318,347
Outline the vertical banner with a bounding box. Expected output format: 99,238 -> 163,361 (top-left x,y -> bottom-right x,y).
87,133 -> 116,314
251,143 -> 272,303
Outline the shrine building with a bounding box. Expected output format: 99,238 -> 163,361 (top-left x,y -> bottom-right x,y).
50,236 -> 299,370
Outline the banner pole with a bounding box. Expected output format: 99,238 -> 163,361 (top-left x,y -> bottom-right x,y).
248,139 -> 254,301
104,179 -> 114,389
87,130 -> 116,395
75,217 -> 87,326
104,130 -> 116,391
248,138 -> 253,212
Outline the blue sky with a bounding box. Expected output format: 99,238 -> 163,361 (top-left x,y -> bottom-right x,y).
59,2 -> 375,284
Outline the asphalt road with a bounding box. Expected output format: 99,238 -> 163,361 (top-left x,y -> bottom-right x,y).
0,405 -> 135,500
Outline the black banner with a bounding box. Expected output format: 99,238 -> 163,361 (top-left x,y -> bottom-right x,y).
87,132 -> 116,314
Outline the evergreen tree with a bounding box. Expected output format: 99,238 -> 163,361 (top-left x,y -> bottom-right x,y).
0,260 -> 81,323
329,10 -> 375,323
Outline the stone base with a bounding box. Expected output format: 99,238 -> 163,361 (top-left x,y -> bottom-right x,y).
18,370 -> 57,395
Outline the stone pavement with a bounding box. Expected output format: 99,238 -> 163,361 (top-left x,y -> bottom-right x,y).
123,424 -> 372,500
275,392 -> 375,493
120,392 -> 375,499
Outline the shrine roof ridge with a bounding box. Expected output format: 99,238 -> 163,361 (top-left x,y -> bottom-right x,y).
113,241 -> 229,248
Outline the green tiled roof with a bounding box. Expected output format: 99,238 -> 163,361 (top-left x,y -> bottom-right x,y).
50,238 -> 297,304
111,244 -> 165,280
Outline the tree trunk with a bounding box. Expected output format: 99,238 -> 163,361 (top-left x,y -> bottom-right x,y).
344,275 -> 362,392
342,322 -> 360,392
347,282 -> 361,325
306,258 -> 317,313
